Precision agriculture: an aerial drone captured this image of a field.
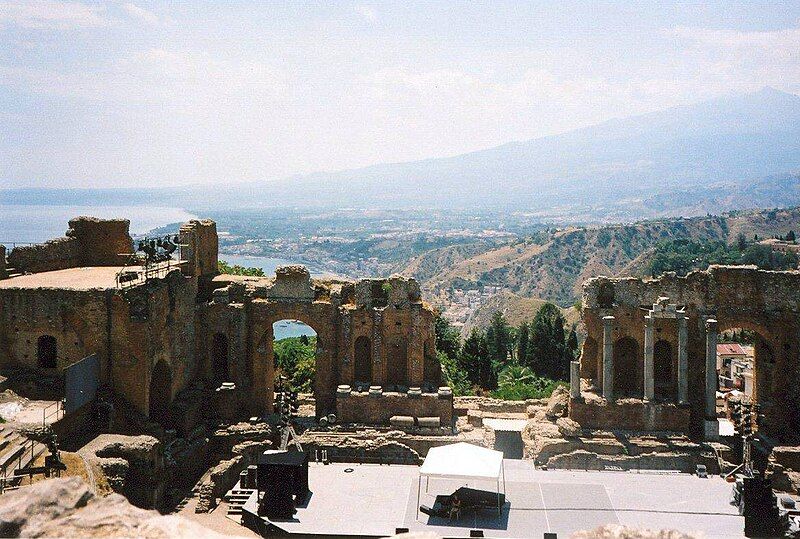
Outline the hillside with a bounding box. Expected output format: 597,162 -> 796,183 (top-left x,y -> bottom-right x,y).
460,290 -> 580,337
403,207 -> 800,307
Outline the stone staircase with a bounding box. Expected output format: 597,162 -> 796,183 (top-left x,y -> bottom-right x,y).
224,487 -> 256,516
0,426 -> 47,490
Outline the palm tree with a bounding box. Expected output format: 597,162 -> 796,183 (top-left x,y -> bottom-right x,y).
498,364 -> 535,388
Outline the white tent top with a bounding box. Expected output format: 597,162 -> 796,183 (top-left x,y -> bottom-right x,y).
420,442 -> 504,481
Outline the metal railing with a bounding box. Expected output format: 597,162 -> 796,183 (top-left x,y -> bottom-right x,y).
42,400 -> 64,426
115,255 -> 186,289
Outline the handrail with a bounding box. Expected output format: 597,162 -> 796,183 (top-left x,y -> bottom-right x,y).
42,400 -> 64,426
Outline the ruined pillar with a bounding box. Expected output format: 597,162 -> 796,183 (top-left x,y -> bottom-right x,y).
643,315 -> 654,401
677,314 -> 688,404
704,318 -> 719,440
569,361 -> 580,399
602,316 -> 614,400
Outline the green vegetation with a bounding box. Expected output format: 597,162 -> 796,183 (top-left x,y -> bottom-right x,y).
273,335 -> 315,392
648,238 -> 798,277
218,260 -> 265,277
434,306 -> 575,400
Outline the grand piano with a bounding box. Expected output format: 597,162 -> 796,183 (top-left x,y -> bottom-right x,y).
419,487 -> 505,518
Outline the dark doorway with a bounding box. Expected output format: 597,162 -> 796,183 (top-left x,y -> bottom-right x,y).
212,333 -> 229,385
613,337 -> 640,398
353,336 -> 372,385
654,340 -> 675,400
37,335 -> 58,369
149,360 -> 172,424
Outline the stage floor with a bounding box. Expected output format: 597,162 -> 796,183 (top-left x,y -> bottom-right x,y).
242,460 -> 744,538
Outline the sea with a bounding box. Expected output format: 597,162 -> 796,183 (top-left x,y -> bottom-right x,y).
0,204 -> 198,244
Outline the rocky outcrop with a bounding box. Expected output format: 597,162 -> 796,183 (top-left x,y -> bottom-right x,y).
0,477 -> 239,538
545,385 -> 569,419
768,445 -> 800,494
78,434 -> 165,509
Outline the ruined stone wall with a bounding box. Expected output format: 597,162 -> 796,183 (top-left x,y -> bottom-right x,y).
110,271 -> 198,417
7,217 -> 132,274
577,266 -> 800,438
335,390 -> 453,425
199,267 -> 440,419
0,287 -> 111,373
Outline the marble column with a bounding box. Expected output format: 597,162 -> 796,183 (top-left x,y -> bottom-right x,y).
570,361 -> 581,399
643,315 -> 654,401
705,319 -> 718,418
677,315 -> 688,404
602,315 -> 615,400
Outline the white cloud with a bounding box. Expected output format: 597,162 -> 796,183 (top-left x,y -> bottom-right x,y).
122,3 -> 157,25
0,0 -> 110,29
354,4 -> 377,23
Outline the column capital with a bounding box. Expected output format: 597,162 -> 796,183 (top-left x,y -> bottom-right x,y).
602,315 -> 615,322
705,318 -> 718,331
644,314 -> 653,326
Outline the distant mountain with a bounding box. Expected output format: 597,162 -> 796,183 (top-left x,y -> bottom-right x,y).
249,87 -> 800,213
5,88 -> 800,220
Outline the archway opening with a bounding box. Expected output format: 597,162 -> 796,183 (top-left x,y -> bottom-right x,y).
613,337 -> 640,398
717,325 -> 776,434
212,333 -> 229,386
37,335 -> 58,369
353,335 -> 372,388
273,320 -> 318,393
149,360 -> 172,424
653,339 -> 675,401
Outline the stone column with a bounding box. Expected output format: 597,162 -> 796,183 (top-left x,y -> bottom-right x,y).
602,316 -> 615,400
570,361 -> 581,399
677,315 -> 688,404
704,318 -> 719,440
643,315 -> 654,401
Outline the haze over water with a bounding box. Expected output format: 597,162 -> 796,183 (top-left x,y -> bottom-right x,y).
0,205 -> 197,244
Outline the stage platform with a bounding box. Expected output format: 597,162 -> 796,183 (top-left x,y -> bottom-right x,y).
239,460 -> 744,538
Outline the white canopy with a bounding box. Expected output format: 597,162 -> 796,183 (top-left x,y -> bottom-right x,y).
420,442 -> 504,481
416,442 -> 506,520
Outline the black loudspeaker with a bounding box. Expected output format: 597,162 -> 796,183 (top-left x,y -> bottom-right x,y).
257,450 -> 309,519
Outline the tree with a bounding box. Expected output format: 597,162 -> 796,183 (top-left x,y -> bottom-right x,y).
434,312 -> 461,360
566,324 -> 579,361
737,232 -> 747,252
528,303 -> 569,380
517,322 -> 530,366
787,230 -> 797,243
218,260 -> 265,277
438,351 -> 472,396
485,311 -> 512,367
460,328 -> 496,390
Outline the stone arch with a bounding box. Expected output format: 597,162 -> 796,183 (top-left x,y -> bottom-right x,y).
37,335 -> 58,369
353,335 -> 372,385
653,339 -> 675,401
386,338 -> 408,388
613,336 -> 640,398
211,332 -> 229,385
149,360 -> 172,424
580,337 -> 599,383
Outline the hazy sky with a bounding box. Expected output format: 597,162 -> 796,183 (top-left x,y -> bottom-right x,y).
1,1 -> 799,188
